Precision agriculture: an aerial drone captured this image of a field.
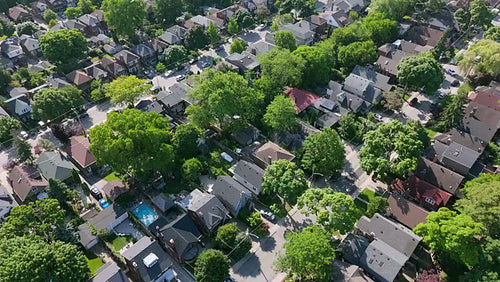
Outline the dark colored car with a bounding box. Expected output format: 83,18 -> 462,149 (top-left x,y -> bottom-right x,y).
408,97 -> 418,106
451,79 -> 460,87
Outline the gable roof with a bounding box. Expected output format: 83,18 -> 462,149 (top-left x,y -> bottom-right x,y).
66,70 -> 92,86
284,87 -> 319,113
157,83 -> 192,108
248,40 -> 276,56
405,25 -> 444,47
179,189 -> 229,231
415,157 -> 464,196
36,151 -> 76,181
231,160 -> 264,190
352,65 -> 392,92
151,194 -> 174,212
92,262 -> 128,282
387,193 -> 429,229
469,86 -> 500,111
360,239 -> 407,282
392,176 -> 452,209
463,102 -> 500,132
69,136 -> 96,168
9,165 -> 47,202
101,180 -> 128,201
225,51 -> 259,70
114,50 -> 140,64
19,36 -> 39,52
440,141 -> 481,173
211,175 -> 251,215
343,73 -> 382,103
100,57 -> 126,75
84,64 -> 108,80
158,213 -> 202,261
8,5 -> 29,21
434,128 -> 487,152
78,13 -> 100,27
88,204 -> 126,230
254,141 -> 295,165
332,260 -> 374,282
131,44 -> 154,58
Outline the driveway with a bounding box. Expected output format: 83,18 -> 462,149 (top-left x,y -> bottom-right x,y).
400,92 -> 434,124
440,63 -> 463,95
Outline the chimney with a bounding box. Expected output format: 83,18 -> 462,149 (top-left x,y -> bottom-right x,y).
169,238 -> 175,248
432,154 -> 438,163
267,155 -> 272,165
250,48 -> 256,56
348,99 -> 353,108
470,106 -> 478,117
298,22 -> 301,27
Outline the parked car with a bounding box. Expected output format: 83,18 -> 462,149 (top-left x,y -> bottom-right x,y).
437,91 -> 446,99
175,74 -> 185,81
373,113 -> 383,122
408,97 -> 418,106
99,198 -> 109,209
447,68 -> 456,76
260,209 -> 276,221
200,61 -> 211,68
256,24 -> 265,31
90,186 -> 102,200
451,79 -> 460,87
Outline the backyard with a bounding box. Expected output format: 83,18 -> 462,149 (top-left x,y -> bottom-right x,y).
85,251 -> 104,276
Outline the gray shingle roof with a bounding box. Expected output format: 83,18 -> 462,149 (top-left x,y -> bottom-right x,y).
211,175 -> 251,215
36,151 -> 76,181
360,239 -> 406,282
92,262 -> 128,282
343,73 -> 382,103
88,204 -> 127,230
415,157 -> 464,196
231,160 -> 264,193
158,214 -> 202,261
179,189 -> 229,231
352,65 -> 392,92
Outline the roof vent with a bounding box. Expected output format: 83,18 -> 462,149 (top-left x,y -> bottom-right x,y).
143,253 -> 159,268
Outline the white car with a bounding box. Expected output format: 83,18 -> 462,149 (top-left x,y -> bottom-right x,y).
438,91 -> 446,99
256,24 -> 265,31
447,68 -> 456,76
373,113 -> 383,122
175,74 -> 185,81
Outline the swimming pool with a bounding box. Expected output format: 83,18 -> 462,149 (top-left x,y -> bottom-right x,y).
132,203 -> 158,226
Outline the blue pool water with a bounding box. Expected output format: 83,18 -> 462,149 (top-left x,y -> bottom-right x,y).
132,203 -> 158,226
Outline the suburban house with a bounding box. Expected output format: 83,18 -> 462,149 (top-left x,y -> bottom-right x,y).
103,41 -> 124,55
184,15 -> 214,30
375,39 -> 433,78
253,141 -> 295,168
131,44 -> 156,66
305,15 -> 328,35
4,95 -> 31,122
114,50 -> 141,73
318,10 -> 352,29
92,262 -> 128,282
77,13 -> 104,36
46,0 -> 66,12
135,99 -> 165,115
156,82 -> 193,115
229,160 -> 265,195
158,25 -> 187,45
284,87 -> 320,114
150,39 -> 168,61
100,57 -> 128,78
387,193 -> 429,229
434,128 -> 488,153
461,102 -> 500,143
340,213 -> 422,282
89,34 -> 110,48
392,175 -> 452,210
231,125 -> 260,146
66,69 -> 92,92
437,141 -> 483,176
343,73 -> 383,104
19,35 -> 41,57
154,213 -> 203,263
468,85 -> 500,111
78,204 -> 128,249
266,22 -> 315,46
6,86 -> 28,98
352,65 -> 393,93
327,0 -> 369,13
333,260 -> 374,282
405,25 -> 444,48
69,136 -> 97,173
1,38 -> 25,64
8,165 -> 47,203
151,194 -> 175,213
210,175 -> 253,216
248,40 -> 276,56
30,1 -> 49,17
36,151 -> 76,182
8,5 -> 30,22
414,157 -> 464,197
0,184 -> 17,222
178,189 -> 230,234
225,51 -> 259,73
335,90 -> 372,114
122,236 -> 179,282
101,180 -> 128,201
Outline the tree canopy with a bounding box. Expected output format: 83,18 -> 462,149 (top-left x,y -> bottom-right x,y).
206,22 -> 220,45
470,0 -> 495,29
362,12 -> 399,45
0,236 -> 91,282
359,120 -> 425,182
172,123 -> 201,159
185,25 -> 209,50
275,225 -> 335,281
369,0 -> 415,20
0,116 -> 20,143
301,128 -> 345,178
102,0 -> 146,38
38,29 -> 88,69
186,70 -> 263,130
483,26 -> 500,41
274,30 -> 297,51
459,39 -> 500,76
194,249 -> 231,282
229,39 -> 248,54
43,9 -> 57,23
292,45 -> 330,89
163,45 -> 188,69
414,207 -> 485,267
263,95 -> 298,131
338,40 -> 377,72
262,160 -> 308,207
397,52 -> 444,92
214,223 -> 252,260
337,112 -> 376,145
259,48 -> 305,89
228,17 -> 239,35
31,86 -> 84,121
104,75 -> 150,106
297,188 -> 360,234
153,0 -> 182,25
89,109 -> 175,179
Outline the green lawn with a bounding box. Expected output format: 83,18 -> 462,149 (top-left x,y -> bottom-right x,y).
85,254 -> 104,276
358,189 -> 377,203
426,128 -> 437,138
111,236 -> 133,252
104,172 -> 120,182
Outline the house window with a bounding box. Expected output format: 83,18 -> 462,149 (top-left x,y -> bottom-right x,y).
425,197 -> 436,205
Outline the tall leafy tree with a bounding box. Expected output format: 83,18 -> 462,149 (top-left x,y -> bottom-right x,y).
214,223 -> 252,260
163,45 -> 188,69
0,116 -> 20,143
397,52 -> 444,92
101,0 -> 146,38
16,22 -> 40,36
359,120 -> 424,182
458,39 -> 500,76
172,123 -> 201,159
470,0 -> 494,30
484,26 -> 500,41
0,237 -> 91,281
0,68 -> 12,93
275,225 -> 335,281
38,29 -> 88,69
65,7 -> 83,19
369,0 -> 416,20
43,9 -> 57,23
259,48 -> 306,89
89,109 -> 175,179
262,160 -> 308,209
104,75 -> 150,106
297,188 -> 360,234
78,0 -> 95,14
434,90 -> 468,132
234,10 -> 254,29
366,196 -> 389,217
227,17 -> 239,35
186,70 -> 263,130
194,249 -> 230,282
362,12 -> 399,45
301,128 -> 345,178
338,40 -> 377,72
263,95 -> 298,131
273,30 -> 297,51
153,0 -> 182,25
206,22 -> 220,45
16,139 -> 32,163
292,45 -> 330,88
31,86 -> 84,121
47,179 -> 70,207
229,39 -> 248,54
185,25 -> 209,50
414,207 -> 485,267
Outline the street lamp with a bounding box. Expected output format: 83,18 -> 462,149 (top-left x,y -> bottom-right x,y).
245,228 -> 259,239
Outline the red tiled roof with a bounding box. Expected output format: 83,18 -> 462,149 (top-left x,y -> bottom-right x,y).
69,136 -> 96,168
392,176 -> 452,210
284,87 -> 319,113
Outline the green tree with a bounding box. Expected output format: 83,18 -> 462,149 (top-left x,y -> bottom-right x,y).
423,0 -> 446,14
484,26 -> 500,41
274,30 -> 297,51
16,138 -> 32,163
229,39 -> 248,54
255,6 -> 271,21
185,25 -> 209,50
362,12 -> 399,45
292,45 -> 330,89
0,116 -> 20,143
48,19 -> 57,28
463,173 -> 500,192
369,0 -> 415,20
47,179 -> 70,207
262,160 -> 308,209
0,17 -> 15,37
214,223 -> 252,260
102,0 -> 146,38
104,75 -> 149,106
470,0 -> 494,30
366,196 -> 389,217
194,249 -> 230,282
297,188 -> 360,234
64,7 -> 82,19
359,120 -> 424,182
228,17 -> 239,35
408,120 -> 430,148
338,40 -> 377,72
0,68 -> 12,93
381,88 -> 404,111
301,128 -> 345,178
397,52 -> 444,92
434,90 -> 468,132
78,0 -> 95,14
31,86 -> 84,121
455,179 -> 500,237
270,13 -> 294,31
414,207 -> 485,267
182,158 -> 202,184
15,22 -> 39,36
234,10 -> 254,29
458,40 -> 500,76
39,29 -> 88,69
0,237 -> 91,281
259,48 -> 306,89
163,45 -> 188,69
206,21 -> 220,45
172,123 -> 200,159
89,109 -> 175,179
337,112 -> 376,144
275,225 -> 335,281
186,70 -> 263,130
263,95 -> 298,131
454,8 -> 470,31
153,0 -> 182,25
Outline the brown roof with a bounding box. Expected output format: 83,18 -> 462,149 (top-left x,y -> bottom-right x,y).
306,15 -> 327,27
387,194 -> 429,229
393,176 -> 452,210
8,165 -> 47,202
405,25 -> 444,47
90,10 -> 104,22
66,70 -> 92,86
254,141 -> 295,166
414,157 -> 464,196
468,86 -> 500,112
69,136 -> 96,168
101,180 -> 127,201
9,5 -> 29,21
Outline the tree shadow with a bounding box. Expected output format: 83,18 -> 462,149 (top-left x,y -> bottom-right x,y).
232,253 -> 262,278
260,236 -> 276,252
